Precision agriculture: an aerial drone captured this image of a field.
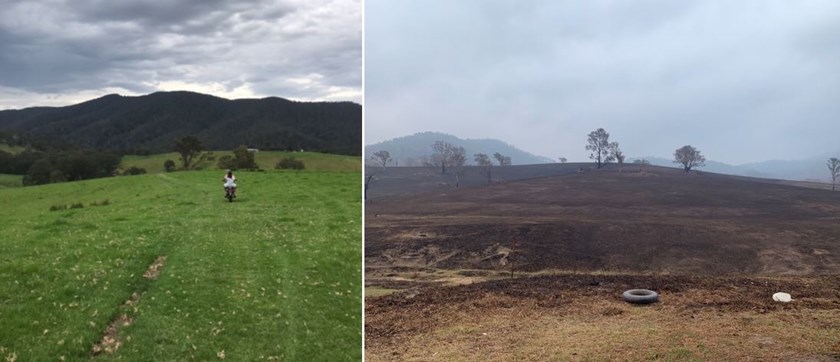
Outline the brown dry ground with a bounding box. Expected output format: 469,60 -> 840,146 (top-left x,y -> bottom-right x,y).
365,166 -> 840,361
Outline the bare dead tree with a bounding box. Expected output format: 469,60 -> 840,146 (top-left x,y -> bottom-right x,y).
364,169 -> 375,200
673,145 -> 706,172
828,157 -> 840,191
474,153 -> 493,183
610,142 -> 625,172
430,141 -> 466,174
493,152 -> 511,166
371,150 -> 391,168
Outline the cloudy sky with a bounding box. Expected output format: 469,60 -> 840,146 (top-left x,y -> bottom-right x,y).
365,0 -> 840,165
0,0 -> 361,109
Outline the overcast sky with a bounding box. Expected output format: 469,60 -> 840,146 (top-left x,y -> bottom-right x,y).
365,0 -> 840,165
0,0 -> 361,110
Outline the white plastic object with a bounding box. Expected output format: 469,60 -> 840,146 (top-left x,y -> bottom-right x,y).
772,292 -> 792,303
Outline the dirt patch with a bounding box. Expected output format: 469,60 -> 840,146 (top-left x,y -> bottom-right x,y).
143,256 -> 167,279
92,315 -> 133,355
600,306 -> 625,316
123,292 -> 140,307
366,274 -> 840,361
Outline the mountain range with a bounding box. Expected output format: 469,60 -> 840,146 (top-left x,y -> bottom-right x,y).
365,132 -> 554,166
637,155 -> 836,182
368,131 -> 837,183
0,91 -> 361,155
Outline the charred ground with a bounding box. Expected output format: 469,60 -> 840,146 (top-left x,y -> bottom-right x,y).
367,165 -> 840,276
365,165 -> 840,360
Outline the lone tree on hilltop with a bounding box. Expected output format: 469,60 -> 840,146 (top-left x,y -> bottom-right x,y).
474,153 -> 493,183
173,136 -> 205,170
673,145 -> 706,172
558,157 -> 567,163
372,150 -> 391,168
493,152 -> 511,166
430,141 -> 465,174
827,157 -> 840,191
585,128 -> 615,169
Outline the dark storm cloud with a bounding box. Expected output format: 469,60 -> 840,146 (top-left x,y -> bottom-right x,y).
365,0 -> 840,164
0,0 -> 360,109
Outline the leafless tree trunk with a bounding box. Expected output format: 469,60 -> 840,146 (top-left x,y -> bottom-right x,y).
372,150 -> 391,168
431,141 -> 466,174
474,153 -> 493,183
610,142 -> 624,172
364,171 -> 375,200
828,158 -> 840,191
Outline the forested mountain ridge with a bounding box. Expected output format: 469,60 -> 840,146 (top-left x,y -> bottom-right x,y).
0,91 -> 361,155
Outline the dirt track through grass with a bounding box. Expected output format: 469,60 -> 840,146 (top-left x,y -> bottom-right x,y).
92,255 -> 168,356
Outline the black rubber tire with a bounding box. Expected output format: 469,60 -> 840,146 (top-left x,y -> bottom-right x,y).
623,289 -> 659,304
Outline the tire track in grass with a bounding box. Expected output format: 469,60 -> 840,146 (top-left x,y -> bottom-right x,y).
110,171 -> 292,360
86,174 -> 189,358
89,171 -> 360,360
0,175 -> 181,361
92,256 -> 167,356
87,172 -> 196,359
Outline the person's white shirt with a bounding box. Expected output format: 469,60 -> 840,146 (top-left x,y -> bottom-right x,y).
223,174 -> 236,188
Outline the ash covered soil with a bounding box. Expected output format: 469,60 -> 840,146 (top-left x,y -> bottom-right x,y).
366,165 -> 840,276
365,165 -> 840,360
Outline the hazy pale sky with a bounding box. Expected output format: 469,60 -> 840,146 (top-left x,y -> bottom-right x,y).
365,0 -> 840,165
0,0 -> 361,109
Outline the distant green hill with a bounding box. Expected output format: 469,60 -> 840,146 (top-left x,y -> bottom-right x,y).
0,91 -> 361,155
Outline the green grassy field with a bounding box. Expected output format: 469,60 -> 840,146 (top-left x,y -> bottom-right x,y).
0,143 -> 25,154
0,170 -> 361,361
0,174 -> 21,188
122,151 -> 361,174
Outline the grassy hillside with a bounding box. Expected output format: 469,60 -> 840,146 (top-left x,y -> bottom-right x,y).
122,151 -> 361,174
0,174 -> 21,188
0,170 -> 361,360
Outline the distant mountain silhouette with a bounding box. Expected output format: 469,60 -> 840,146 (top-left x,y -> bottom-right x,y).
634,154 -> 839,182
0,91 -> 361,155
365,132 -> 553,166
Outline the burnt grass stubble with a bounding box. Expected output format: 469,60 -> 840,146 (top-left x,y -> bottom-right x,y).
364,165 -> 840,348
